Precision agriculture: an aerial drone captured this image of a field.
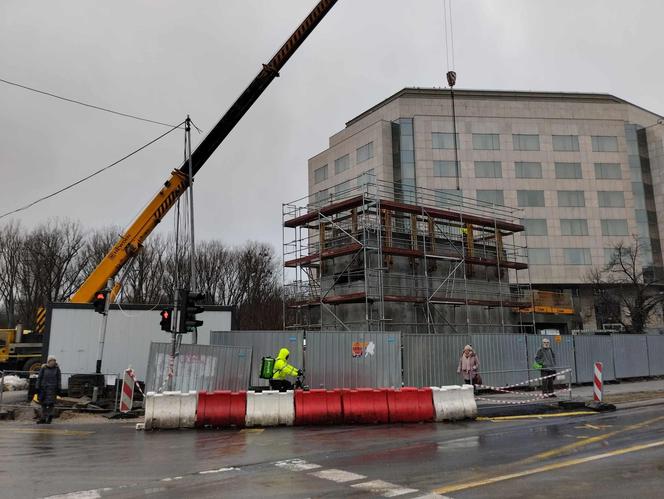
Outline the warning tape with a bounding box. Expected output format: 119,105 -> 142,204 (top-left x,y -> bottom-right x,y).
126,368 -> 145,398
476,388 -> 571,405
475,368 -> 571,392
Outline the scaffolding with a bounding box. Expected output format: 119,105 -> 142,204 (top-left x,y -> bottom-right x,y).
283,175 -> 537,334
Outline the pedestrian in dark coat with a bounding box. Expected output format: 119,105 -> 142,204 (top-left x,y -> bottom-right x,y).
535,338 -> 557,397
36,356 -> 61,424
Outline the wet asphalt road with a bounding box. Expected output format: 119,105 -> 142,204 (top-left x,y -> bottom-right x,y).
2,405 -> 664,499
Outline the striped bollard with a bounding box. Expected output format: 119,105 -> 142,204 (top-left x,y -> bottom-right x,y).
593,362 -> 603,402
120,368 -> 136,413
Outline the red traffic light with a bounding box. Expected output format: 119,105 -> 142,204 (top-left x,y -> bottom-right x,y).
96,293 -> 105,300
161,310 -> 169,319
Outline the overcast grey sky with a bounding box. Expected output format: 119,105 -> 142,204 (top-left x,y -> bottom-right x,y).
1,0 -> 662,252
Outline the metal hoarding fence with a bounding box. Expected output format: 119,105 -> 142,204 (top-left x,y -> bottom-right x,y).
469,334 -> 529,387
210,331 -> 304,388
647,335 -> 664,376
305,331 -> 402,389
612,334 -> 649,379
145,342 -> 251,393
526,334 -> 577,384
573,335 -> 616,383
402,334 -> 470,387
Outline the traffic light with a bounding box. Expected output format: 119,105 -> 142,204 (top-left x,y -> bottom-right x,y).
178,289 -> 204,333
93,290 -> 108,314
160,308 -> 172,332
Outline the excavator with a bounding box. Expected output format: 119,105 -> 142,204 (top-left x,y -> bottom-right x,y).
68,0 -> 338,304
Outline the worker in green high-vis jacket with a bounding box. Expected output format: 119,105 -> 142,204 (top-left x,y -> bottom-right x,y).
270,348 -> 302,391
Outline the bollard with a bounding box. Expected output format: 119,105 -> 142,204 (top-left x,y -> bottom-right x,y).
593,362 -> 603,402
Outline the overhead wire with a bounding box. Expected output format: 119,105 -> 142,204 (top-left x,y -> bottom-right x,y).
0,119 -> 186,220
0,76 -> 185,129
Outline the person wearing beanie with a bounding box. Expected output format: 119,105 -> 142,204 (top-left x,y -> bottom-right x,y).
35,356 -> 61,424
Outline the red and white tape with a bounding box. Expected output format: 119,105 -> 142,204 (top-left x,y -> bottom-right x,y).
475,368 -> 571,392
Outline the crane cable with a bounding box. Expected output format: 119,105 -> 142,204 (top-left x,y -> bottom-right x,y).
442,0 -> 456,73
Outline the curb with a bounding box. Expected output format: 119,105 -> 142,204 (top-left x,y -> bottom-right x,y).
615,397 -> 664,411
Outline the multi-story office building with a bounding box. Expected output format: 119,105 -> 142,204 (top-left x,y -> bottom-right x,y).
307,88 -> 664,332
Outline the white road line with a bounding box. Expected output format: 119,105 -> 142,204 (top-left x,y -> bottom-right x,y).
412,494 -> 454,499
43,488 -> 112,499
160,476 -> 183,482
198,467 -> 237,475
310,469 -> 367,483
275,459 -> 322,471
351,480 -> 419,497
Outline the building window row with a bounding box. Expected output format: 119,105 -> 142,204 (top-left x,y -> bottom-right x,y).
329,141 -> 374,178
523,218 -> 630,237
528,247 -> 594,266
432,132 -> 619,152
432,160 -> 623,180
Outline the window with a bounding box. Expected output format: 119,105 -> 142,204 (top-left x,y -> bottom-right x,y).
604,247 -> 630,264
598,191 -> 625,208
313,165 -> 328,184
356,142 -> 374,163
474,161 -> 502,178
564,248 -> 592,265
557,190 -> 585,207
528,248 -> 551,265
555,162 -> 582,179
522,219 -> 548,236
595,163 -> 622,179
552,135 -> 580,152
436,189 -> 463,208
560,219 -> 589,236
432,132 -> 458,149
592,136 -> 618,152
515,162 -> 542,179
517,190 -> 545,207
433,160 -> 458,177
601,219 -> 629,236
513,134 -> 540,151
314,189 -> 329,203
472,133 -> 500,150
334,180 -> 351,195
357,169 -> 375,187
476,189 -> 504,205
334,154 -> 350,174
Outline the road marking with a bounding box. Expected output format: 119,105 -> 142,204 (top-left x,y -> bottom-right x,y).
275,459 -> 322,471
44,488 -> 112,499
434,438 -> 664,495
160,476 -> 183,482
352,479 -> 419,497
520,414 -> 664,463
477,411 -> 597,421
412,494 -> 453,499
310,469 -> 366,483
575,423 -> 611,430
14,428 -> 93,436
240,428 -> 264,434
198,467 -> 237,475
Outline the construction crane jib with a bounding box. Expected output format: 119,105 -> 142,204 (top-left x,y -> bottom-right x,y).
70,0 -> 338,304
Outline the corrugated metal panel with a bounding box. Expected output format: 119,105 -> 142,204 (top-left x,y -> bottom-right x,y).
612,334 -> 649,379
647,335 -> 664,376
306,331 -> 402,389
526,335 -> 577,384
470,334 -> 528,387
402,334 -> 470,387
573,335 -> 616,383
47,306 -> 233,388
145,342 -> 251,392
210,331 -> 304,387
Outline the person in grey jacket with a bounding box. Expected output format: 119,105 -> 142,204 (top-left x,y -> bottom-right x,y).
535,338 -> 557,397
35,356 -> 61,424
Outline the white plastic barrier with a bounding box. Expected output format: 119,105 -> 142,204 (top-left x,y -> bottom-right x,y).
144,391 -> 198,430
245,390 -> 295,427
459,385 -> 477,419
432,386 -> 474,421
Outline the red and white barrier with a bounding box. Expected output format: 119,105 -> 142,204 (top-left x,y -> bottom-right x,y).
593,362 -> 603,402
119,368 -> 135,413
142,385 -> 477,430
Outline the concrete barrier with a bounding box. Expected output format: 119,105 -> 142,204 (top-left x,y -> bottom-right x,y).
459,385 -> 477,419
431,386 -> 467,421
245,390 -> 295,427
179,391 -> 198,428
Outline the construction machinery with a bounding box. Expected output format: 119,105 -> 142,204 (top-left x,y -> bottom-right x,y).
0,325 -> 43,373
69,0 -> 338,304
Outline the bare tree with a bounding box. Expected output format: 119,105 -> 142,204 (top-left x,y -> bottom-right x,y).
587,235 -> 664,333
0,222 -> 23,327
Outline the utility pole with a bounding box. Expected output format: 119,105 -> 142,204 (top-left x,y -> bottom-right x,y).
186,116 -> 198,345
446,71 -> 460,191
95,278 -> 113,374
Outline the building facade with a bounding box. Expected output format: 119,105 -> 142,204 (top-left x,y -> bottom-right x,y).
307,89 -> 664,332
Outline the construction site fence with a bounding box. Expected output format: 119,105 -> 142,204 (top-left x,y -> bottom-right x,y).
209,330 -> 664,390
145,342 -> 252,393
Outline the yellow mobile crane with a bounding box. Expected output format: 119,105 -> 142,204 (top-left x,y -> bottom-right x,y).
69,0 -> 338,304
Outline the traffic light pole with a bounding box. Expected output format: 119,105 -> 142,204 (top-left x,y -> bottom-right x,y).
186,116 -> 197,345
95,278 -> 113,374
